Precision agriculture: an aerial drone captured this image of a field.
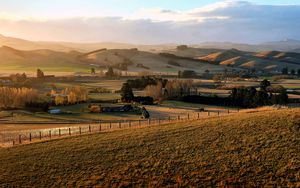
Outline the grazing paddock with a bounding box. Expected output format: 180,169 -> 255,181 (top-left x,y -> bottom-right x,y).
0,108 -> 299,187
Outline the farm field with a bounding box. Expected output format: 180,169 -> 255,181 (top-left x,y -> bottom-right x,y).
0,108 -> 299,187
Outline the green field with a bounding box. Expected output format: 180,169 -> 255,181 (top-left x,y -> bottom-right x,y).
0,108 -> 299,187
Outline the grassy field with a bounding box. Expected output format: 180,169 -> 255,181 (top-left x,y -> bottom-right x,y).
0,108 -> 299,187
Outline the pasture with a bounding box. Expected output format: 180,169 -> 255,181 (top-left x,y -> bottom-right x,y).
0,108 -> 299,187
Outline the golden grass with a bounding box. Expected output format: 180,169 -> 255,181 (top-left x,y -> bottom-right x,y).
0,108 -> 299,187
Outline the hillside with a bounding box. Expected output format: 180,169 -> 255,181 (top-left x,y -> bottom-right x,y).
199,49 -> 250,63
195,39 -> 300,53
162,47 -> 223,58
199,49 -> 300,71
80,48 -> 226,74
0,108 -> 299,187
0,46 -> 88,76
0,46 -> 227,76
0,34 -> 174,52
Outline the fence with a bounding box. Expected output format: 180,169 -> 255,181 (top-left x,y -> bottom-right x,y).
0,109 -> 238,147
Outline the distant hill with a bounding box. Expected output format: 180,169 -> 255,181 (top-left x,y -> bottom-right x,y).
2,34 -> 300,53
195,39 -> 300,53
198,49 -> 300,71
79,48 -> 225,74
1,33 -> 300,75
0,34 -> 175,52
0,46 -> 228,76
198,49 -> 250,63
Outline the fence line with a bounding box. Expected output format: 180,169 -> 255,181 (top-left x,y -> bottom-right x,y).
0,109 -> 238,147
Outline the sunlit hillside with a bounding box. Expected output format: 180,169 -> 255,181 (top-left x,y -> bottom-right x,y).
0,109 -> 299,187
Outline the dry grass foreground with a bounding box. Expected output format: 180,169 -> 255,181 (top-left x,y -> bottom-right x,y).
0,109 -> 299,187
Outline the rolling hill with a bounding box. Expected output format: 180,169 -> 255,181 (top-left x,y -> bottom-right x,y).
198,49 -> 300,71
0,108 -> 299,187
1,34 -> 300,75
0,46 -> 227,76
0,34 -> 175,53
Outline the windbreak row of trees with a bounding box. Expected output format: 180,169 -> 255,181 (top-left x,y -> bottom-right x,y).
229,80 -> 288,107
132,78 -> 289,108
144,79 -> 196,102
0,87 -> 39,109
126,76 -> 168,89
51,86 -> 88,106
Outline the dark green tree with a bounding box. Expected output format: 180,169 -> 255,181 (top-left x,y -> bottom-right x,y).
105,67 -> 115,77
91,68 -> 96,75
37,69 -> 44,78
291,69 -> 296,75
260,79 -> 271,91
120,83 -> 134,102
281,67 -> 288,75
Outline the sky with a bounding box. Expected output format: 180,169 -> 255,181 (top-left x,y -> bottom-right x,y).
0,0 -> 300,44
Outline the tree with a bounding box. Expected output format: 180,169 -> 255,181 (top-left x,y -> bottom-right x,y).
260,79 -> 271,91
291,69 -> 296,75
105,67 -> 115,77
67,91 -> 77,104
180,70 -> 197,78
91,68 -> 96,75
178,71 -> 182,78
0,87 -> 38,109
281,67 -> 288,75
37,69 -> 44,78
55,95 -> 65,106
176,45 -> 188,50
269,85 -> 288,105
145,82 -> 163,102
120,83 -> 134,102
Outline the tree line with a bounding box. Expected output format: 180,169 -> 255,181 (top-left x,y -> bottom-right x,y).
0,87 -> 39,109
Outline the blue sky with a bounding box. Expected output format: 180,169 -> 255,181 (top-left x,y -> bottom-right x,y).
0,0 -> 300,44
1,0 -> 300,18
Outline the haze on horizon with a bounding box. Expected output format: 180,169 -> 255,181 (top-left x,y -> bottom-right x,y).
0,0 -> 300,44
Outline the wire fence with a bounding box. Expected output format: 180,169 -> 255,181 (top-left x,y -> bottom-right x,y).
0,109 -> 238,147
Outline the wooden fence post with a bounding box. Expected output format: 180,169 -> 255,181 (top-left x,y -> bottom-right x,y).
29,133 -> 32,142
218,111 -> 220,116
79,127 -> 81,135
110,123 -> 112,129
19,135 -> 21,144
169,116 -> 171,122
89,125 -> 91,133
119,122 -> 121,128
39,131 -> 42,140
99,124 -> 102,132
178,115 -> 180,121
208,111 -> 210,116
12,140 -> 15,146
59,129 -> 61,137
69,128 -> 71,136
49,130 -> 51,139
198,113 -> 200,119
129,121 -> 131,127
139,120 -> 141,126
228,109 -> 230,114
188,114 -> 190,120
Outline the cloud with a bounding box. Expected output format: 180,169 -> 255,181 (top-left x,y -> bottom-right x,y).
0,1 -> 299,44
